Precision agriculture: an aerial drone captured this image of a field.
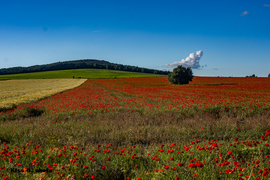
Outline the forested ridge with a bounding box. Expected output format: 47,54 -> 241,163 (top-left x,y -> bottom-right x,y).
0,59 -> 169,75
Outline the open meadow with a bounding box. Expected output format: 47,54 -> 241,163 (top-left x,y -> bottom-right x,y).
0,77 -> 270,179
0,69 -> 163,80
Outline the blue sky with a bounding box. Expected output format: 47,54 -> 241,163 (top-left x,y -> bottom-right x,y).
1,0 -> 270,77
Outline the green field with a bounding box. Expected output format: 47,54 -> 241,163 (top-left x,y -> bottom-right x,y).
0,68 -> 164,80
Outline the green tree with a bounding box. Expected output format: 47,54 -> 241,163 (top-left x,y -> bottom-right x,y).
268,73 -> 270,77
168,65 -> 193,84
246,74 -> 257,77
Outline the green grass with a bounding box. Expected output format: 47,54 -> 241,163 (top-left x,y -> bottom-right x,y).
0,111 -> 270,179
0,69 -> 164,80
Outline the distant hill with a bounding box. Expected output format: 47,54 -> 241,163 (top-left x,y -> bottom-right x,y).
0,59 -> 169,76
0,69 -> 165,80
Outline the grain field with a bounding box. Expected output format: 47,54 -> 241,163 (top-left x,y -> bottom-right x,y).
0,79 -> 87,108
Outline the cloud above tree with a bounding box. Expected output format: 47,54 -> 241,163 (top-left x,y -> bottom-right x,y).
165,50 -> 203,69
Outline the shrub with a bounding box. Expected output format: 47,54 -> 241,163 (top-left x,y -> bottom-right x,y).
246,74 -> 257,77
168,65 -> 193,84
25,107 -> 44,117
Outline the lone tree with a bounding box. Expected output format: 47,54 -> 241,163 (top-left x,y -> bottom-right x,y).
246,74 -> 257,77
168,65 -> 193,84
268,73 -> 270,77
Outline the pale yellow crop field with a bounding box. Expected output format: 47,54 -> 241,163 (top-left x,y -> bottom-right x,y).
0,79 -> 87,108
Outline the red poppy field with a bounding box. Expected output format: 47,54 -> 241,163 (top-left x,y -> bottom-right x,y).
1,77 -> 270,117
0,77 -> 270,179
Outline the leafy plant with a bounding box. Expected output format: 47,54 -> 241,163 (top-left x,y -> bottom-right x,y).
168,65 -> 193,84
25,107 -> 44,117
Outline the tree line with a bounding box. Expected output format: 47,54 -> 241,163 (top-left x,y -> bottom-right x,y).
0,59 -> 170,75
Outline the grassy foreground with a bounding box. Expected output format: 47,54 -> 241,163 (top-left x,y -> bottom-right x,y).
0,111 -> 269,180
0,69 -> 164,80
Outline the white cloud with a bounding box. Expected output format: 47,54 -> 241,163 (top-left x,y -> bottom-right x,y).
165,50 -> 203,69
240,11 -> 249,16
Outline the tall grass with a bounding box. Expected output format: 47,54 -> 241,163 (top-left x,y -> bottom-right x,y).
0,110 -> 269,179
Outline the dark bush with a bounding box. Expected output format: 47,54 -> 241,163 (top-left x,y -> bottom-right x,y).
168,65 -> 193,84
26,107 -> 44,117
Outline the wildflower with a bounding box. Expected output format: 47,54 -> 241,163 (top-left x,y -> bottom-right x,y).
226,169 -> 232,174
195,162 -> 204,168
188,163 -> 195,168
233,161 -> 239,167
164,165 -> 169,169
84,174 -> 89,178
23,167 -> 28,172
263,171 -> 269,177
101,166 -> 105,169
178,163 -> 184,167
9,158 -> 13,163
